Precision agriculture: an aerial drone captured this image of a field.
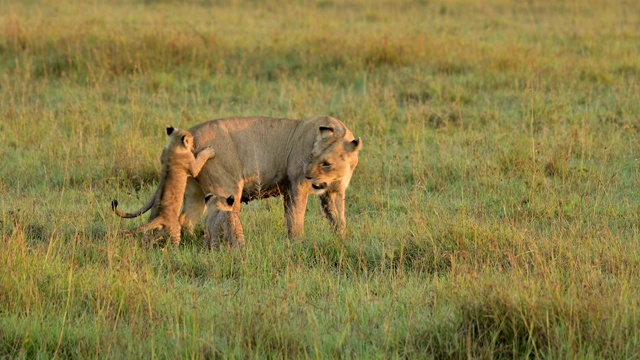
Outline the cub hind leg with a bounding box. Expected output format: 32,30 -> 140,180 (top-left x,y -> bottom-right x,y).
121,217 -> 165,248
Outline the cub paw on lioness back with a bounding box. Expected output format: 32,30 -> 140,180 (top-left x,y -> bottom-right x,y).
112,125 -> 215,247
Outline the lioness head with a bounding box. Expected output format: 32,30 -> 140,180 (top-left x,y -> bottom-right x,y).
305,126 -> 362,193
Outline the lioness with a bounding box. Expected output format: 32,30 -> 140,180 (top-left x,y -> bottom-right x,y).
112,126 -> 215,246
181,115 -> 361,242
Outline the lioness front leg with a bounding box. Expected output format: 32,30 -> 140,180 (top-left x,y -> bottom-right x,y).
320,190 -> 347,236
283,186 -> 309,240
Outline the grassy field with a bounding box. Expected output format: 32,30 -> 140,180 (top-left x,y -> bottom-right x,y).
1,0 -> 639,357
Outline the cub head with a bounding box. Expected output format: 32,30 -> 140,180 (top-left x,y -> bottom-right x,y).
204,193 -> 236,211
165,125 -> 194,153
304,125 -> 362,194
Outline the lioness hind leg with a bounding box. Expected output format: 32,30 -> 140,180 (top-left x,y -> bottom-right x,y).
181,177 -> 206,234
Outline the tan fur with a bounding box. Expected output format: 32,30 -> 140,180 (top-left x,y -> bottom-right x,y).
112,126 -> 215,247
203,193 -> 245,249
181,115 -> 361,242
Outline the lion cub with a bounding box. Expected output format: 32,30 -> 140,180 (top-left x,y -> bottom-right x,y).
112,126 -> 215,247
203,193 -> 245,250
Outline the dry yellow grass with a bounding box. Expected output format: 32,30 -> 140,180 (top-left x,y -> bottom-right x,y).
1,0 -> 639,357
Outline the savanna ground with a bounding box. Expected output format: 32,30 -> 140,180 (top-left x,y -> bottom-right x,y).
1,0 -> 639,358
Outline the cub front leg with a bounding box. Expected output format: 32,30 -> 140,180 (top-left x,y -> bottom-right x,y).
189,146 -> 215,177
226,211 -> 245,248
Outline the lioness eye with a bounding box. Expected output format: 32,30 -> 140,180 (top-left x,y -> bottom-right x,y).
322,162 -> 331,169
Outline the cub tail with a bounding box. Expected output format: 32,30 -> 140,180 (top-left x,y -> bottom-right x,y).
111,195 -> 155,219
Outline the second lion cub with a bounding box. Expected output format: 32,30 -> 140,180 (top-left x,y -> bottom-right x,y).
112,126 -> 215,247
203,193 -> 245,250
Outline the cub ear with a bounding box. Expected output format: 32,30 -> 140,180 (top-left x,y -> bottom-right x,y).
319,126 -> 334,139
345,137 -> 362,152
181,134 -> 192,147
166,126 -> 175,136
225,195 -> 235,207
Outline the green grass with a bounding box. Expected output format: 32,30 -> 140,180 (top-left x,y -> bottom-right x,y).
1,0 -> 639,357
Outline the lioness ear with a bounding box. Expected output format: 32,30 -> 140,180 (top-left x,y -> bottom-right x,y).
319,126 -> 334,139
345,138 -> 362,152
166,126 -> 175,136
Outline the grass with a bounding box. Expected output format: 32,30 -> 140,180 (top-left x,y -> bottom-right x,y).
1,0 -> 639,357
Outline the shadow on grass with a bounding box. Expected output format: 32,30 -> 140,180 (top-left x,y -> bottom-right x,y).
291,235 -> 452,277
